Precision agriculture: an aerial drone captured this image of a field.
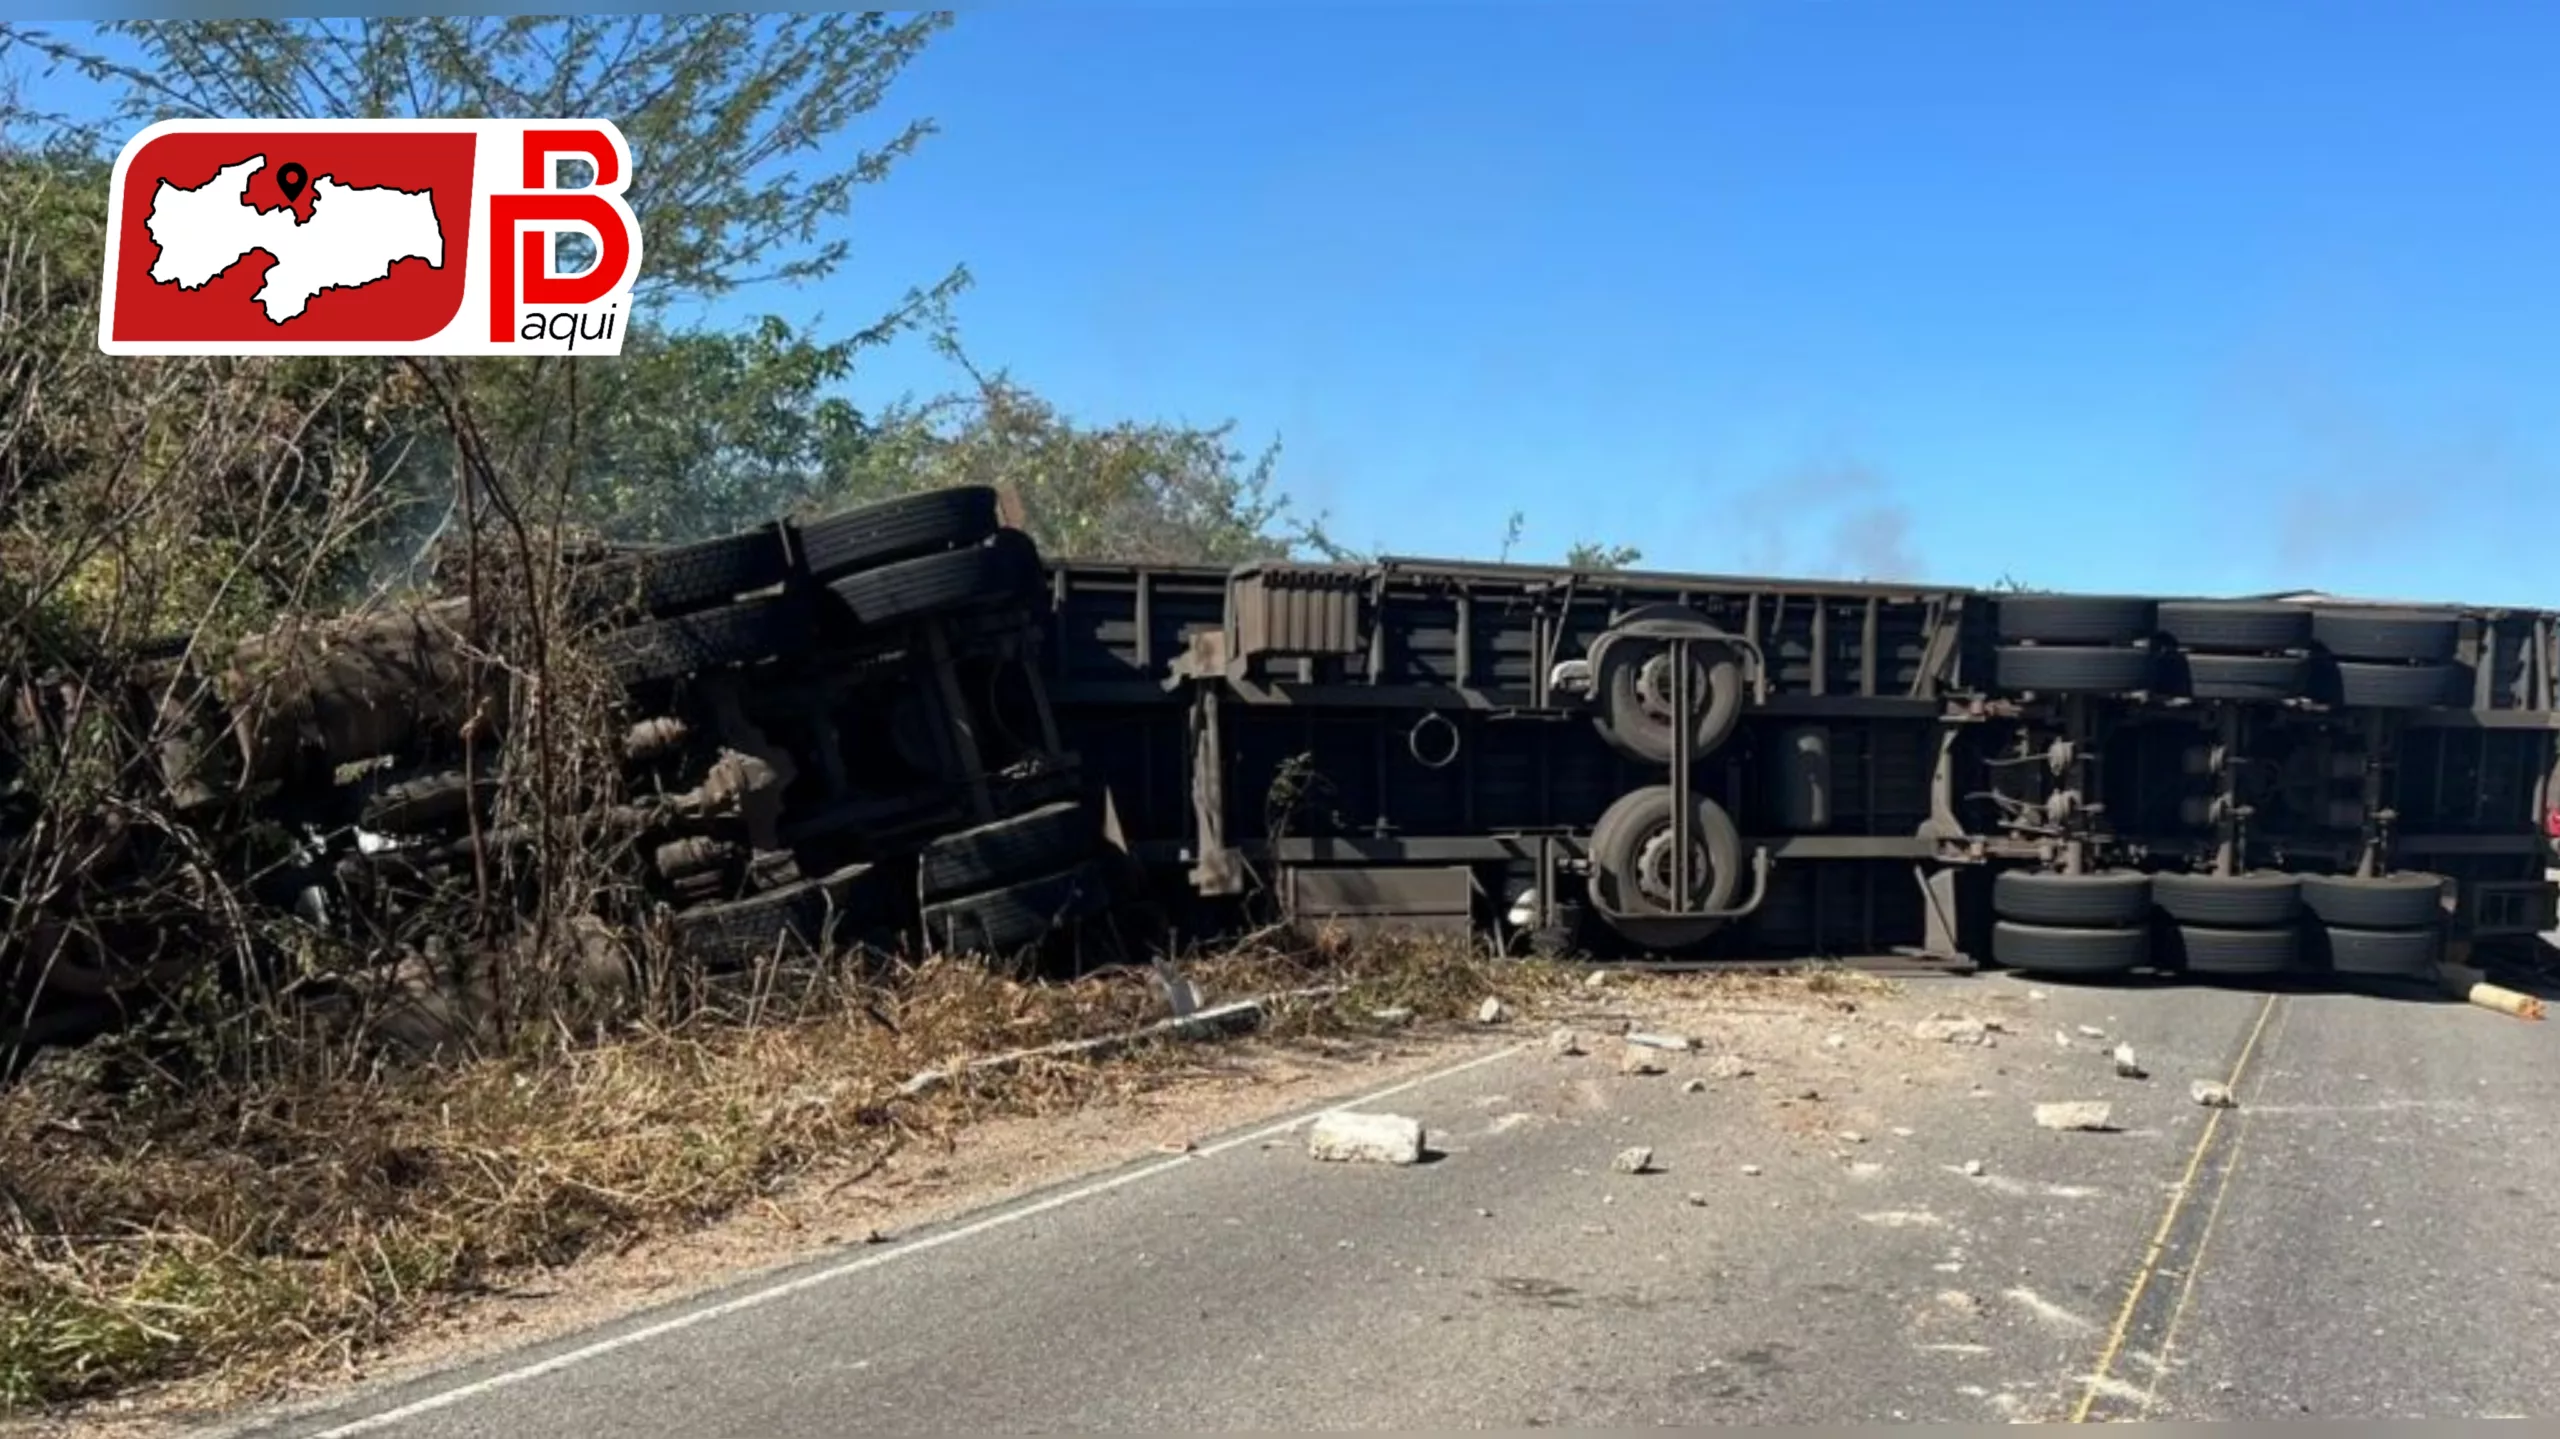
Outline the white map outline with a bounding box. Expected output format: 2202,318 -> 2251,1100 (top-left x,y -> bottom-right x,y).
143,154 -> 446,325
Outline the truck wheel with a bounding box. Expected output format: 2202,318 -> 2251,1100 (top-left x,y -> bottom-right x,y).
1587,785 -> 1744,923
1591,633 -> 1744,766
2154,601 -> 2312,653
918,800 -> 1099,903
1992,644 -> 2156,694
2298,872 -> 2446,929
2308,922 -> 2441,980
920,858 -> 1114,968
2326,660 -> 2458,710
597,593 -> 814,686
576,525 -> 790,621
1990,920 -> 2148,976
669,861 -> 893,969
2311,609 -> 2460,664
1994,596 -> 2156,646
2152,872 -> 2301,927
828,530 -> 1043,629
2163,923 -> 2298,977
795,487 -> 1000,583
2168,652 -> 2310,702
1991,869 -> 2152,927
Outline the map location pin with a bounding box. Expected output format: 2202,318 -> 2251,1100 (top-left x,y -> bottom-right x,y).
275,162 -> 307,203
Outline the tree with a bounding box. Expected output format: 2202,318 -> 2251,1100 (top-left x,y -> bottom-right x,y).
1564,539 -> 1643,572
7,14 -> 970,562
825,342 -> 1314,566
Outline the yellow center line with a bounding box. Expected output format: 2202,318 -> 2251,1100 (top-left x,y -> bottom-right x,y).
2067,990 -> 2282,1424
2133,994 -> 2293,1418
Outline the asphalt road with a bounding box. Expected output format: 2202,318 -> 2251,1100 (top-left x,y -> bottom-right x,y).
227,968 -> 2560,1435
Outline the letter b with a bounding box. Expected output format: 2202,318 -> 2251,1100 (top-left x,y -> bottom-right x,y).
488,193 -> 634,342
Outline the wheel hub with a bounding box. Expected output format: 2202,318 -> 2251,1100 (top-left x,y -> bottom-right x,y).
1633,825 -> 1714,908
1628,650 -> 1689,716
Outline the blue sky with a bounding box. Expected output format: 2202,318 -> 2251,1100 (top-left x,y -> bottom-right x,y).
13,3 -> 2560,604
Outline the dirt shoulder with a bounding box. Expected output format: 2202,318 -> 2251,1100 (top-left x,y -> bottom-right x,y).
6,961 -> 1918,1438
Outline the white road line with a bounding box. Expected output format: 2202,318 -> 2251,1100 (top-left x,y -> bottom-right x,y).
293,1039 -> 1534,1438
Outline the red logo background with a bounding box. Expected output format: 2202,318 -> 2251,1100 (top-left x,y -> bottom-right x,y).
110,130 -> 478,343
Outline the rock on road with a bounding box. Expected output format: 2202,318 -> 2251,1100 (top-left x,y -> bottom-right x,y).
225,970 -> 2560,1435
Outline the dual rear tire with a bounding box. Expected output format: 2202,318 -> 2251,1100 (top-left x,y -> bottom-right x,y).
1988,866 -> 2448,984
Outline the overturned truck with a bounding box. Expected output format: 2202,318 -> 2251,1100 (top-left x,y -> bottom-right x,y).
1038,555 -> 2560,982
3,487 -> 1120,1063
11,489 -> 2560,1068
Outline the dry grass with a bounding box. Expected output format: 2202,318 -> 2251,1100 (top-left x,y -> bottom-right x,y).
0,929 -> 1598,1416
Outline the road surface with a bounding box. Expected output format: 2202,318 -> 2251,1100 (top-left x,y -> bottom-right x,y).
226,968 -> 2560,1434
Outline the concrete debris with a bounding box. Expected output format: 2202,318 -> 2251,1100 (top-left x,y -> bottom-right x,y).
1307,1111 -> 1427,1165
2033,1101 -> 2116,1132
1961,1159 -> 1986,1177
1913,1016 -> 1991,1045
1682,1078 -> 1710,1094
2054,1031 -> 2073,1048
1625,1031 -> 1696,1052
1547,1027 -> 1585,1055
1611,1145 -> 1656,1175
1705,1054 -> 1756,1080
2191,1080 -> 2238,1109
1477,997 -> 1510,1025
1740,1164 -> 1765,1176
1618,1045 -> 1667,1076
2111,1043 -> 2146,1079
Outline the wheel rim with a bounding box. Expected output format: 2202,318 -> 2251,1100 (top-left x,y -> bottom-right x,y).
1631,825 -> 1716,911
1630,647 -> 1701,725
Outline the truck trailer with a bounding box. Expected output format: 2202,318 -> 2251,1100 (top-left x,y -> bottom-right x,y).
1036,554 -> 2560,983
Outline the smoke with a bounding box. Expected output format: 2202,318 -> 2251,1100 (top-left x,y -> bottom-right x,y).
1724,458 -> 1924,583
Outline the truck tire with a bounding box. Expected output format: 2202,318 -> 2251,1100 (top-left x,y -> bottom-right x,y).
2169,652 -> 2310,702
828,530 -> 1043,629
920,858 -> 1114,965
2152,872 -> 2301,927
1994,596 -> 2156,646
917,800 -> 1099,903
1992,644 -> 2156,694
2327,660 -> 2457,710
2308,923 -> 2441,980
2298,872 -> 2446,929
1587,786 -> 1745,922
597,593 -> 814,686
2311,609 -> 2461,664
2163,922 -> 2298,977
577,526 -> 791,620
2154,601 -> 2312,653
1992,869 -> 2152,927
1592,634 -> 1745,766
670,861 -> 893,969
795,487 -> 1000,583
1990,921 -> 2148,976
